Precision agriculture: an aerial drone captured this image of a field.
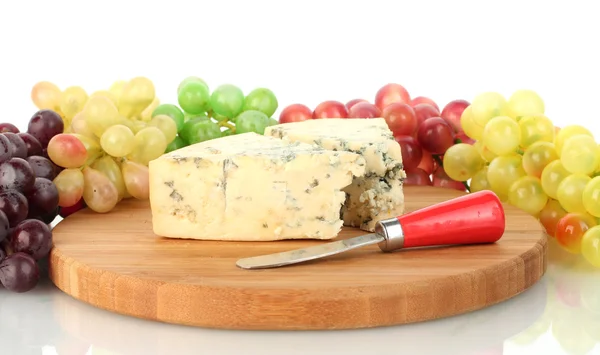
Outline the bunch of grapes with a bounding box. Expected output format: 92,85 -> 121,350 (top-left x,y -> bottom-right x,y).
0,114 -> 62,293
155,76 -> 279,153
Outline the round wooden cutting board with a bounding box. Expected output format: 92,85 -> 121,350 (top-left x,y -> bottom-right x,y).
48,186 -> 547,330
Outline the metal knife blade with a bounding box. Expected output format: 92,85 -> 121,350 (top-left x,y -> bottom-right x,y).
236,233 -> 384,270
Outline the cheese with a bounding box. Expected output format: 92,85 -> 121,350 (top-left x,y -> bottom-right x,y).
265,118 -> 406,231
148,132 -> 366,241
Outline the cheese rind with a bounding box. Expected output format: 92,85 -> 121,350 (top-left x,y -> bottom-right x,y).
265,118 -> 406,231
148,132 -> 366,241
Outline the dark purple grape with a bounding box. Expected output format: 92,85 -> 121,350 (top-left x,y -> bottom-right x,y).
17,132 -> 43,157
26,177 -> 59,218
0,247 -> 5,263
0,134 -> 13,164
0,123 -> 19,133
2,132 -> 28,159
0,210 -> 8,243
0,252 -> 40,292
0,157 -> 36,193
38,206 -> 59,224
10,219 -> 52,260
27,110 -> 64,148
26,155 -> 57,180
0,190 -> 29,227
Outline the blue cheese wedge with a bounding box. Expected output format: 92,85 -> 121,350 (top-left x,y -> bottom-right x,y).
265,118 -> 406,231
148,132 -> 366,241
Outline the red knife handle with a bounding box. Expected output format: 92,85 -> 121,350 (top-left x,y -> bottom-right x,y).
375,190 -> 506,252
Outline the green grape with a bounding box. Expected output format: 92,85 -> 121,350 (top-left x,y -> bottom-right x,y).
212,113 -> 229,122
83,95 -> 122,138
127,127 -> 168,165
555,125 -> 594,157
487,154 -> 526,199
522,141 -> 558,178
583,176 -> 600,217
149,115 -> 177,143
178,76 -> 207,93
91,155 -> 127,201
177,81 -> 210,115
82,166 -> 119,213
460,106 -> 484,140
470,166 -> 491,193
541,160 -> 570,199
243,88 -> 278,117
268,117 -> 278,126
473,141 -> 497,162
482,116 -> 521,156
165,136 -> 186,153
518,115 -> 554,148
210,84 -> 245,118
507,89 -> 545,119
59,85 -> 89,120
70,133 -> 103,166
560,134 -> 600,175
235,110 -> 270,135
179,116 -> 221,145
508,176 -> 548,216
442,143 -> 485,181
557,173 -> 591,213
100,124 -> 136,158
581,225 -> 600,268
221,128 -> 234,137
152,104 -> 185,133
470,92 -> 508,127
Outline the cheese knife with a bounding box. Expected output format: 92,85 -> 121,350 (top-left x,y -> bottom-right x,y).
236,190 -> 506,269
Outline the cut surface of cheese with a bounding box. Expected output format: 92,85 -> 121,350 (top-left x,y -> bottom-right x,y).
265,118 -> 406,231
148,132 -> 366,241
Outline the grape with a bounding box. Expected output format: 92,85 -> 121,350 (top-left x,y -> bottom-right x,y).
0,134 -> 13,163
507,89 -> 545,119
382,103 -> 418,136
100,124 -> 136,158
279,104 -> 312,123
178,76 -> 207,93
39,206 -> 59,224
82,166 -> 118,213
470,92 -> 508,127
0,157 -> 35,193
555,125 -> 594,157
473,141 -> 497,162
140,97 -> 161,121
0,123 -> 19,134
394,136 -> 422,171
177,81 -> 212,115
460,106 -> 484,140
166,136 -> 186,153
243,88 -> 278,117
522,141 -> 558,178
31,81 -> 62,112
454,132 -> 475,145
0,210 -> 8,243
121,160 -> 149,199
312,100 -> 348,119
440,99 -> 469,133
27,109 -> 64,147
442,143 -> 485,181
59,86 -> 88,120
17,133 -> 43,157
541,161 -> 570,200
410,96 -> 439,111
417,150 -> 434,175
47,133 -> 87,168
432,167 -> 467,191
482,116 -> 521,156
470,166 -> 491,193
70,112 -> 95,137
487,155 -> 526,199
236,110 -> 270,135
557,174 -> 591,213
209,84 -> 245,118
508,176 -> 548,215
92,156 -> 127,201
82,96 -> 122,138
149,115 -> 177,143
180,117 -> 221,145
108,80 -> 127,102
581,226 -> 600,267
413,104 -> 440,127
346,99 -> 367,111
25,177 -> 59,219
518,115 -> 554,148
3,132 -> 28,159
560,134 -> 600,175
53,168 -> 84,207
0,252 -> 40,293
152,104 -> 185,133
68,134 -> 102,167
538,199 -> 567,237
417,117 -> 455,154
582,176 -> 600,217
374,83 -> 410,110
89,89 -> 117,104
348,102 -> 382,119
10,219 -> 52,260
59,197 -> 85,218
0,190 -> 28,227
117,77 -> 156,118
404,168 -> 432,186
555,213 -> 596,254
127,127 -> 168,165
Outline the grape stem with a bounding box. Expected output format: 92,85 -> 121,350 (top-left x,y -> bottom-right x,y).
219,120 -> 236,132
432,154 -> 471,192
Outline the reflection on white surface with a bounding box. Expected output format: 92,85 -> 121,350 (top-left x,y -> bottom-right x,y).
1,238 -> 599,355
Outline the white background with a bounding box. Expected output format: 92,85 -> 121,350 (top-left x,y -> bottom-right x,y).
1,1 -> 599,354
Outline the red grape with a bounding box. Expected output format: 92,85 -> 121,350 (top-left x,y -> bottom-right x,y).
382,103 -> 418,136
27,110 -> 65,148
26,156 -> 57,181
279,104 -> 312,123
17,132 -> 43,157
0,190 -> 29,227
413,103 -> 440,127
455,132 -> 475,145
433,167 -> 467,191
2,132 -> 27,159
0,134 -> 12,164
374,83 -> 410,110
410,96 -> 439,111
440,99 -> 470,133
0,247 -> 5,263
395,135 -> 423,171
346,99 -> 367,111
0,252 -> 40,293
404,168 -> 432,186
348,102 -> 382,119
417,150 -> 434,175
312,100 -> 349,119
26,177 -> 59,218
0,123 -> 19,134
47,133 -> 88,169
10,219 -> 52,260
0,210 -> 8,243
417,117 -> 456,155
555,213 -> 596,254
59,198 -> 85,218
538,199 -> 567,238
